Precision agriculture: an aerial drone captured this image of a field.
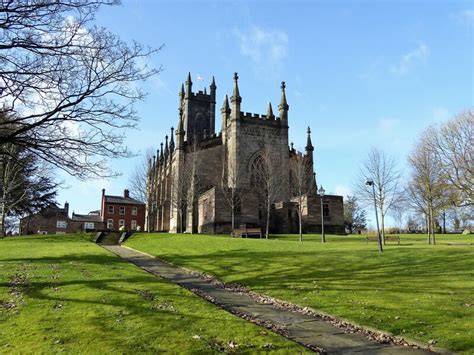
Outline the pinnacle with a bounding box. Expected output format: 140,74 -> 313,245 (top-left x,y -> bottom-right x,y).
267,102 -> 274,118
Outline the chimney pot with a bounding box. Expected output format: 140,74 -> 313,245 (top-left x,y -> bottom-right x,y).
124,189 -> 129,198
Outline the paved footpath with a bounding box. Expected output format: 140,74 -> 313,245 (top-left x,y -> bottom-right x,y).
103,245 -> 431,354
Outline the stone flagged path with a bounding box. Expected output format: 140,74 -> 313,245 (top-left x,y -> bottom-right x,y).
103,245 -> 430,354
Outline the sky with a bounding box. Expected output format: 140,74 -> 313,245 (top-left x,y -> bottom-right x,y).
57,0 -> 473,227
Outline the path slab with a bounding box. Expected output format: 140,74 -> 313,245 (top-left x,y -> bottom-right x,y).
103,245 -> 430,354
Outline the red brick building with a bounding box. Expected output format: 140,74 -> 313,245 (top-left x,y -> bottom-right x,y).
100,189 -> 145,231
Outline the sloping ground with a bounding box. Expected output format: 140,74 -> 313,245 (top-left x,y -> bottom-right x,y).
125,233 -> 474,354
0,235 -> 307,353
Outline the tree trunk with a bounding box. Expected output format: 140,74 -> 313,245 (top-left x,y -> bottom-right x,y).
265,200 -> 270,239
231,207 -> 235,230
380,209 -> 386,245
0,199 -> 6,237
298,206 -> 302,242
430,205 -> 436,245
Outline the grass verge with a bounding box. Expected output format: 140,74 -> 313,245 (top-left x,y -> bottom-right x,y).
0,234 -> 307,353
125,233 -> 474,353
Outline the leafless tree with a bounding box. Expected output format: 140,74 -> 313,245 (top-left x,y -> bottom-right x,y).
355,147 -> 401,243
406,129 -> 454,244
428,110 -> 473,206
169,143 -> 203,234
128,148 -> 154,203
289,154 -> 314,241
252,146 -> 283,239
220,161 -> 242,231
0,0 -> 160,179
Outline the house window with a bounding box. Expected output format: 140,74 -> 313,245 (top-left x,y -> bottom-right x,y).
108,205 -> 114,214
119,206 -> 125,215
323,203 -> 330,217
107,219 -> 114,229
56,220 -> 67,229
119,219 -> 125,228
131,220 -> 137,230
84,222 -> 94,230
131,207 -> 137,216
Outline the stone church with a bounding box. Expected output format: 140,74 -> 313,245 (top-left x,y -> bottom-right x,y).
146,73 -> 344,234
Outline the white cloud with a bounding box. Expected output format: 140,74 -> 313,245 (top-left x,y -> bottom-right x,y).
233,26 -> 288,75
390,44 -> 429,76
452,9 -> 474,26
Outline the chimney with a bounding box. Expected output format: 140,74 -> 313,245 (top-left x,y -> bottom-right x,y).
64,202 -> 69,216
124,189 -> 129,198
102,188 -> 105,196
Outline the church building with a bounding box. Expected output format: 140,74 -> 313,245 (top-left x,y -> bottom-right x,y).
146,73 -> 344,234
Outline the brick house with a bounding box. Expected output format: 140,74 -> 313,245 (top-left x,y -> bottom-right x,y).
70,211 -> 105,232
100,189 -> 145,231
20,202 -> 72,235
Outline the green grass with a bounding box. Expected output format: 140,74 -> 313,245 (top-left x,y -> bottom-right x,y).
0,234 -> 308,353
125,233 -> 474,353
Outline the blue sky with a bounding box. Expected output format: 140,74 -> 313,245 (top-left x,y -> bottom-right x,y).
58,0 -> 473,226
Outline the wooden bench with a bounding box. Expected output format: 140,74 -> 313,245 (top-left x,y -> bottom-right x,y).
366,235 -> 400,244
384,235 -> 400,244
232,228 -> 262,238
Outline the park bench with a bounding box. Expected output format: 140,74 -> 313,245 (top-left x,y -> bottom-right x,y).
384,235 -> 400,244
366,235 -> 400,244
232,227 -> 262,238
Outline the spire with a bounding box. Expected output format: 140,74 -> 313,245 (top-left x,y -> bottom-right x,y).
278,81 -> 289,125
165,135 -> 169,153
177,108 -> 184,132
221,94 -> 230,113
305,126 -> 314,152
160,143 -> 163,159
169,127 -> 175,150
185,72 -> 192,96
278,81 -> 288,110
266,102 -> 274,119
179,83 -> 185,99
231,72 -> 241,102
210,75 -> 217,99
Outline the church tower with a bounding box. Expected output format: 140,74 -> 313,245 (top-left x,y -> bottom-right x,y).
180,73 -> 216,142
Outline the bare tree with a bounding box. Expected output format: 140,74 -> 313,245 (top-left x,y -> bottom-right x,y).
406,129 -> 453,244
128,148 -> 154,203
289,154 -> 314,241
169,142 -> 203,234
355,147 -> 401,243
428,110 -> 474,206
252,146 -> 283,239
0,0 -> 160,178
220,161 -> 241,231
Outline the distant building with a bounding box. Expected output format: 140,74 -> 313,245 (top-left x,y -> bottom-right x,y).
20,202 -> 72,235
100,189 -> 145,231
71,211 -> 105,232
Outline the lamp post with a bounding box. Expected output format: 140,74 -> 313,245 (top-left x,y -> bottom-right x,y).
318,186 -> 326,243
366,179 -> 382,253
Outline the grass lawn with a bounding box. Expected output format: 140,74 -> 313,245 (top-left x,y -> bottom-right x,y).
0,235 -> 308,353
126,233 -> 474,354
